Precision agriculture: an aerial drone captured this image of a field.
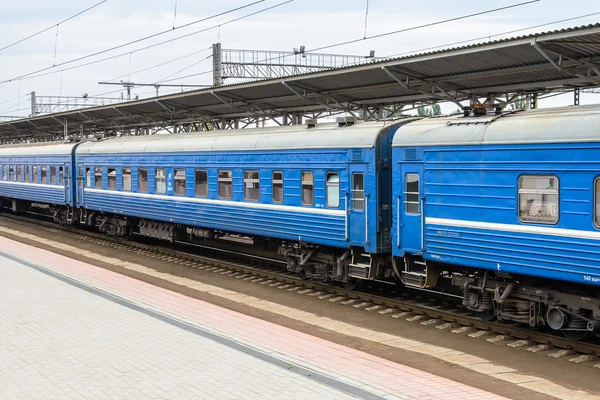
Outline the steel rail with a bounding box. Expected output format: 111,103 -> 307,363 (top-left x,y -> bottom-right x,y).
0,212 -> 598,357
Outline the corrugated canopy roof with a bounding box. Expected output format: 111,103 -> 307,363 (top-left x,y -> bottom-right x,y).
2,23 -> 600,142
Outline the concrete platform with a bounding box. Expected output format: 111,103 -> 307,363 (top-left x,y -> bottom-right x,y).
0,236 -> 510,400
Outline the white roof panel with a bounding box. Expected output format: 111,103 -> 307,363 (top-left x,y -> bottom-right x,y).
76,121 -> 404,155
393,105 -> 600,147
0,142 -> 77,157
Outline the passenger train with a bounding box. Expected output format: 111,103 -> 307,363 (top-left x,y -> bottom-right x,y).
1,105 -> 600,340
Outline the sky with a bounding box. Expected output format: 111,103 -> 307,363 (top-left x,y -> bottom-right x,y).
0,0 -> 599,118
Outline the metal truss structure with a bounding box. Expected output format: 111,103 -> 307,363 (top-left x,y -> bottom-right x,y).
1,24 -> 600,144
30,92 -> 125,116
212,43 -> 378,86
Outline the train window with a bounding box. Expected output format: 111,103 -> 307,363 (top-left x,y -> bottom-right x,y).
108,168 -> 117,190
40,166 -> 45,183
326,172 -> 340,208
155,169 -> 166,194
59,166 -> 64,185
1,165 -> 6,180
138,169 -> 148,193
218,170 -> 232,199
122,168 -> 132,191
352,173 -> 364,211
405,174 -> 420,215
25,166 -> 30,183
518,175 -> 559,224
17,166 -> 23,182
301,171 -> 314,206
94,167 -> 102,189
85,168 -> 91,187
195,170 -> 208,197
65,166 -> 69,186
50,166 -> 57,185
244,170 -> 260,201
32,166 -> 37,183
272,171 -> 283,203
174,169 -> 186,196
595,178 -> 600,228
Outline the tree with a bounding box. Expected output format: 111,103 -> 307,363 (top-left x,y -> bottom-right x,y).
417,103 -> 442,117
509,95 -> 528,111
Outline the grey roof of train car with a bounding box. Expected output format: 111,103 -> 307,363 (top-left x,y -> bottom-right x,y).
392,105 -> 600,147
0,142 -> 78,156
76,121 -> 407,154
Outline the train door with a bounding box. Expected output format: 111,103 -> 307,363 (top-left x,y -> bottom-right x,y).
400,163 -> 423,254
63,164 -> 71,204
77,166 -> 86,207
348,164 -> 368,248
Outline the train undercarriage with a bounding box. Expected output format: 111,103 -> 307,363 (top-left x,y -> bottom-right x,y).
5,199 -> 600,341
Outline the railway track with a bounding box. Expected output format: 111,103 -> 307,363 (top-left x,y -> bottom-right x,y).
1,211 -> 599,363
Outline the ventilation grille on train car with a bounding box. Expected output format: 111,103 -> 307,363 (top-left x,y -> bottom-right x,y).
351,149 -> 364,162
404,148 -> 418,161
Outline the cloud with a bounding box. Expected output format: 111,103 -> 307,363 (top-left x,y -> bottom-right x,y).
0,0 -> 599,116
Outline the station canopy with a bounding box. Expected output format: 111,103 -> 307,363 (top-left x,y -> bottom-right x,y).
1,23 -> 600,141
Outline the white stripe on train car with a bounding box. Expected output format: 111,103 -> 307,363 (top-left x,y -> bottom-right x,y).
84,188 -> 346,217
426,217 -> 600,241
0,181 -> 65,189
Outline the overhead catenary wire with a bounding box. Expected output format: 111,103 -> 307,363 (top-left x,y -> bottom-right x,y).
0,0 -> 108,53
154,55 -> 213,83
155,0 -> 540,85
383,10 -> 600,59
307,0 -> 540,53
101,47 -> 212,83
363,0 -> 369,39
0,0 -> 266,84
173,0 -> 179,29
0,0 -> 293,85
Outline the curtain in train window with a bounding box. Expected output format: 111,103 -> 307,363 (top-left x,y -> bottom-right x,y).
32,166 -> 38,183
25,166 -> 30,182
518,175 -> 559,224
40,166 -> 46,183
174,169 -> 186,196
85,168 -> 91,187
272,171 -> 283,203
50,166 -> 57,184
326,172 -> 340,208
155,169 -> 166,194
301,171 -> 314,206
122,168 -> 132,191
2,165 -> 6,180
9,165 -> 14,181
352,173 -> 364,211
404,173 -> 420,214
138,169 -> 148,193
94,167 -> 102,189
244,171 -> 260,201
16,166 -> 23,182
195,170 -> 208,197
218,170 -> 232,199
108,168 -> 117,190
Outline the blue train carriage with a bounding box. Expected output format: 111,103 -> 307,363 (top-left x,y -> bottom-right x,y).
0,142 -> 77,223
75,118 -> 408,286
392,105 -> 600,339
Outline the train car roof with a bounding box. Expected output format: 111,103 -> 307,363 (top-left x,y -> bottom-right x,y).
0,142 -> 78,156
392,104 -> 600,147
76,120 -> 409,155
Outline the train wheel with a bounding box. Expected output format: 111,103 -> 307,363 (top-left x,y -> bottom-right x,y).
344,278 -> 362,291
561,330 -> 595,341
475,310 -> 496,321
